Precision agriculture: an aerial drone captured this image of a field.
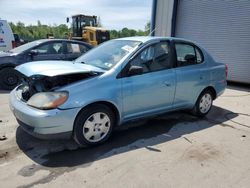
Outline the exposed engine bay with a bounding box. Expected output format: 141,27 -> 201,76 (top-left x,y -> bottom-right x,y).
18,72 -> 99,102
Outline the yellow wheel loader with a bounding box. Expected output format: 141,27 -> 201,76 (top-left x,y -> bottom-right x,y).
68,14 -> 110,46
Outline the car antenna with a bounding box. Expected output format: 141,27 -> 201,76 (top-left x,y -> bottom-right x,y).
148,27 -> 156,36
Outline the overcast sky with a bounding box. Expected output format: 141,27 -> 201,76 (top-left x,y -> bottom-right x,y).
0,0 -> 152,30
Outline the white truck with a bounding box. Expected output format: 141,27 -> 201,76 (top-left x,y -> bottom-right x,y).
0,20 -> 15,52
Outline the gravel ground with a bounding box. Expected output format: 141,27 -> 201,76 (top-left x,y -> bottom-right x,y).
0,84 -> 249,188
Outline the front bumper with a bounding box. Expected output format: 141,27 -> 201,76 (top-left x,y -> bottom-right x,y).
9,89 -> 81,139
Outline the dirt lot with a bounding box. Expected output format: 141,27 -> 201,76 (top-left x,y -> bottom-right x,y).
0,84 -> 250,188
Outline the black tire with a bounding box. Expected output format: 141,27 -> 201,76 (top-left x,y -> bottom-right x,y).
192,90 -> 213,117
0,67 -> 21,90
73,104 -> 115,147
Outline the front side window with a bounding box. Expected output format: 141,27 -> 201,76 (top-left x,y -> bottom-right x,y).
175,43 -> 203,66
130,42 -> 171,73
34,42 -> 63,55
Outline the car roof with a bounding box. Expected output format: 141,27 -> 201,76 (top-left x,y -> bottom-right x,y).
33,39 -> 92,46
115,36 -> 198,44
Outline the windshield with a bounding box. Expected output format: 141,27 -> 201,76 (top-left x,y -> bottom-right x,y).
9,40 -> 43,53
75,40 -> 141,70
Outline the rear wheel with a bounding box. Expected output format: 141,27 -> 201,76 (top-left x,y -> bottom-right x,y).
192,90 -> 213,117
73,104 -> 115,147
0,67 -> 21,90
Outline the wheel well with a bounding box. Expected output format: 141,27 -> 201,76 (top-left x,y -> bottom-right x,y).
0,65 -> 15,71
202,86 -> 217,100
77,101 -> 120,126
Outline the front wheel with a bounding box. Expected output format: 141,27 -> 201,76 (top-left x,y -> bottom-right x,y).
192,90 -> 213,117
73,104 -> 115,147
0,67 -> 21,90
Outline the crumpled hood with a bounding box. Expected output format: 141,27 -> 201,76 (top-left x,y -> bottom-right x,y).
16,60 -> 105,77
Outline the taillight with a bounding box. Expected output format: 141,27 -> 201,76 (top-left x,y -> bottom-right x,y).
12,40 -> 16,48
225,64 -> 228,78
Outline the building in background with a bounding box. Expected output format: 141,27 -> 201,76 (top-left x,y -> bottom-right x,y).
151,0 -> 250,84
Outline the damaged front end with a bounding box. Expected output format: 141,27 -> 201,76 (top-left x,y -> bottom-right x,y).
19,72 -> 99,102
14,60 -> 105,109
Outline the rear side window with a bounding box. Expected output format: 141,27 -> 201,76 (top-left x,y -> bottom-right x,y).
67,43 -> 81,54
175,43 -> 203,67
195,48 -> 203,63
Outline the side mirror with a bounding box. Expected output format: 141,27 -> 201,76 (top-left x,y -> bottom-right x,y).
128,65 -> 143,76
28,49 -> 38,56
184,54 -> 196,63
66,17 -> 70,23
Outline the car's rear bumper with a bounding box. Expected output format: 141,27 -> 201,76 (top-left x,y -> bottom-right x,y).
9,89 -> 80,139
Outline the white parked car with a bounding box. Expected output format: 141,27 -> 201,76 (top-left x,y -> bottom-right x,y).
0,20 -> 15,52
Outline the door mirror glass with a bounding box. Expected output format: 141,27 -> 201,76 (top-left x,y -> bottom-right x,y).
128,65 -> 143,76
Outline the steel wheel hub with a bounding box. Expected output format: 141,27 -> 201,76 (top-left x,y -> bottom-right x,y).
83,112 -> 111,142
199,93 -> 212,113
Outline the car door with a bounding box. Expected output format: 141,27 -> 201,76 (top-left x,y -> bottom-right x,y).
31,41 -> 65,61
173,41 -> 206,108
121,41 -> 176,120
65,42 -> 89,60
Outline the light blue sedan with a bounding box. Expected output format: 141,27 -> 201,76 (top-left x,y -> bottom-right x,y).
9,37 -> 227,146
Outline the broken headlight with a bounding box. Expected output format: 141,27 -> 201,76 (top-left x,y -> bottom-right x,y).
27,91 -> 68,110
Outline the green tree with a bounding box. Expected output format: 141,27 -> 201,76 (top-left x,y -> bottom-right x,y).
9,21 -> 69,41
110,30 -> 119,39
145,21 -> 150,35
9,20 -> 149,41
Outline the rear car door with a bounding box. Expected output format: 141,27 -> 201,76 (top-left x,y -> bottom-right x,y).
31,41 -> 65,61
173,41 -> 206,108
121,41 -> 176,120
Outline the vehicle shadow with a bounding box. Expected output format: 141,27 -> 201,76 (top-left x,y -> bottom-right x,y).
16,105 -> 238,169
